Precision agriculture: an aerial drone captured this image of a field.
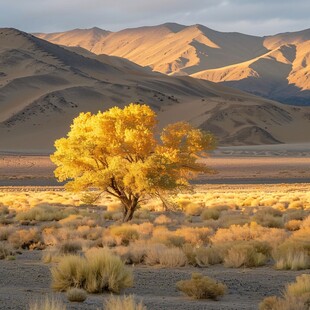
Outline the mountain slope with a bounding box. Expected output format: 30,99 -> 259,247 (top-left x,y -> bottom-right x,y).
1,28 -> 310,152
36,24 -> 310,105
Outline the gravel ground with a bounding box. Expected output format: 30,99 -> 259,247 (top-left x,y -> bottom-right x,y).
0,251 -> 307,310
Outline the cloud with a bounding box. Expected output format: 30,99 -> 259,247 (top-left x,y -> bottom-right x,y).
0,0 -> 309,35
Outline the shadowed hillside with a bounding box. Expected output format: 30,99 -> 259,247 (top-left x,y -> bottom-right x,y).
36,24 -> 310,105
1,28 -> 310,152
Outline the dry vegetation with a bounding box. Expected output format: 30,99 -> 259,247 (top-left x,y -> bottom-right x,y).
29,296 -> 67,310
104,295 -> 146,310
176,273 -> 227,300
0,184 -> 309,308
259,274 -> 310,310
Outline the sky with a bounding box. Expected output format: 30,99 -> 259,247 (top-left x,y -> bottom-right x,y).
1,0 -> 309,36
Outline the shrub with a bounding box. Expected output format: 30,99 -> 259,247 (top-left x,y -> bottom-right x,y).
224,242 -> 270,268
285,220 -> 302,231
151,227 -> 185,248
286,274 -> 310,298
66,288 -> 87,302
110,225 -> 139,246
211,222 -> 287,247
106,202 -> 123,212
8,228 -> 42,249
0,242 -> 14,260
127,242 -> 147,264
253,208 -> 283,228
175,227 -> 211,246
0,226 -> 14,241
176,273 -> 227,300
285,210 -> 307,222
133,209 -> 151,220
218,212 -> 249,228
259,274 -> 310,310
0,205 -> 9,216
154,214 -> 172,225
158,247 -> 187,267
104,294 -> 146,310
211,223 -> 261,243
42,249 -> 62,264
273,241 -> 310,270
58,241 -> 82,255
201,208 -> 221,220
182,243 -> 197,265
51,248 -> 133,293
195,246 -> 223,266
29,296 -> 67,310
184,203 -> 203,216
16,204 -> 72,222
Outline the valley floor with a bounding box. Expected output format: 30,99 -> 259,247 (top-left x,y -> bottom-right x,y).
1,143 -> 310,186
0,250 -> 306,310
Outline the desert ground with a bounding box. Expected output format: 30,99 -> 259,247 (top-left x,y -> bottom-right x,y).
1,143 -> 310,186
0,144 -> 309,310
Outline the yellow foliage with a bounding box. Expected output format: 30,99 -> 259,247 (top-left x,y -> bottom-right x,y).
51,103 -> 215,221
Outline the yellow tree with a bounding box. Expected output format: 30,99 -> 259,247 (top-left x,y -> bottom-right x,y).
51,103 -> 215,222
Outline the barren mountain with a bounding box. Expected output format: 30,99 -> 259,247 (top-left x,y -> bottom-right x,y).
36,24 -> 310,105
1,28 -> 310,152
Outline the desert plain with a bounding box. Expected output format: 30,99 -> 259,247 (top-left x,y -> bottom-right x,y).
0,143 -> 309,310
0,13 -> 310,310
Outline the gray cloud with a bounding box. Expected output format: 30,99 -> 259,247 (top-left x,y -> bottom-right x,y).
1,0 -> 309,35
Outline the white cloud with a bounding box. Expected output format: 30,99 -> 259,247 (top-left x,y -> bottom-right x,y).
0,0 -> 309,35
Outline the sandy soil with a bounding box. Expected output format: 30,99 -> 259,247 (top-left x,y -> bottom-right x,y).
0,250 -> 306,310
1,146 -> 310,186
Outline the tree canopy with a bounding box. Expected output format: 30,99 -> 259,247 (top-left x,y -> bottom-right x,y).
51,103 -> 216,221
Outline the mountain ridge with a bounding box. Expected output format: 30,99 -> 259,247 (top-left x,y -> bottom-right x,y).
35,23 -> 310,105
1,27 -> 310,152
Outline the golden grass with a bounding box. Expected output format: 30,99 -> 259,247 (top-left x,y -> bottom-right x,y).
8,228 -> 42,249
51,248 -> 133,293
0,185 -> 309,272
0,242 -> 14,260
16,204 -> 74,222
29,296 -> 67,310
260,274 -> 310,310
110,224 -> 140,246
104,294 -> 146,310
223,241 -> 270,268
0,226 -> 15,241
154,214 -> 172,225
273,241 -> 310,270
66,288 -> 87,302
176,273 -> 227,300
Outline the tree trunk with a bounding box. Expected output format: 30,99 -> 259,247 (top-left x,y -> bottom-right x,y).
123,207 -> 135,222
121,196 -> 139,222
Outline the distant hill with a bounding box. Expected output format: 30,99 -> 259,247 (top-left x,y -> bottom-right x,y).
36,24 -> 310,105
1,28 -> 310,152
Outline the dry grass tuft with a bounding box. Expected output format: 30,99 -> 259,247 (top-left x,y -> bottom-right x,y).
0,226 -> 15,241
273,241 -> 310,270
154,214 -> 172,225
104,294 -> 146,310
201,208 -> 221,220
16,204 -> 73,222
110,225 -> 139,246
8,228 -> 42,249
176,273 -> 227,300
58,241 -> 82,255
0,242 -> 14,260
29,296 -> 67,310
145,243 -> 187,267
224,241 -> 270,268
66,288 -> 87,302
259,274 -> 310,310
51,248 -> 133,293
175,227 -> 211,246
